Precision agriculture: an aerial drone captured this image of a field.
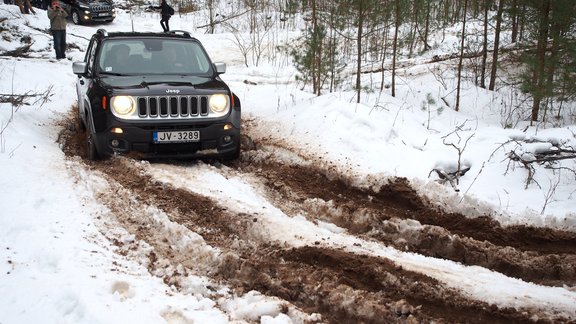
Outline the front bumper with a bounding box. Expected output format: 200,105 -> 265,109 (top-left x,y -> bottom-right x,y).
93,121 -> 240,159
82,11 -> 115,22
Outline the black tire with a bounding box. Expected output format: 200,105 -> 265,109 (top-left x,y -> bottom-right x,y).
223,142 -> 240,160
78,111 -> 86,131
71,10 -> 81,25
85,114 -> 99,161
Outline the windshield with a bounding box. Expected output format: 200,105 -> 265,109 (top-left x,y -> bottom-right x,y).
98,38 -> 212,76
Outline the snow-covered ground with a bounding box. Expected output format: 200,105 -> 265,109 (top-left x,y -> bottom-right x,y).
1,4 -> 575,323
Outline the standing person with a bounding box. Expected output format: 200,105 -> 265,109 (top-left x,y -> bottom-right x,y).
47,0 -> 67,60
15,0 -> 36,14
150,0 -> 174,32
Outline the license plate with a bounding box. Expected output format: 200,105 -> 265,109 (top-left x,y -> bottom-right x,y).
153,130 -> 200,143
98,13 -> 108,16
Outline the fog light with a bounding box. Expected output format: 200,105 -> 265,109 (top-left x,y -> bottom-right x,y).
223,124 -> 233,130
111,127 -> 123,134
223,135 -> 232,143
111,139 -> 120,147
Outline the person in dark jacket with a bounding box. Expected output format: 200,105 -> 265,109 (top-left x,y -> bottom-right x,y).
150,0 -> 173,32
47,0 -> 67,59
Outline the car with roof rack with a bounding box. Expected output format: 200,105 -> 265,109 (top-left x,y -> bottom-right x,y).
72,29 -> 241,160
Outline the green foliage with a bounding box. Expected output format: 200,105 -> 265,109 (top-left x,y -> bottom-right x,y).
518,0 -> 576,122
290,25 -> 325,89
283,0 -> 576,120
289,6 -> 344,95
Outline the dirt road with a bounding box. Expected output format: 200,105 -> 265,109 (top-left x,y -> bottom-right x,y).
58,112 -> 576,323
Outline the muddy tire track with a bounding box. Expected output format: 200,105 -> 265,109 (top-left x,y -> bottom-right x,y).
225,144 -> 576,287
57,112 -> 573,323
74,160 -> 548,323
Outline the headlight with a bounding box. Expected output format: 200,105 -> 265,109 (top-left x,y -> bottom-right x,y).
209,94 -> 228,113
111,96 -> 136,116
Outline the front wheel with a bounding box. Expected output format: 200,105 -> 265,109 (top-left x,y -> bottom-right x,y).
71,10 -> 82,25
85,114 -> 99,161
221,143 -> 240,161
78,110 -> 86,131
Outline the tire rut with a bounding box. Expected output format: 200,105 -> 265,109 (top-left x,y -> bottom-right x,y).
64,156 -> 540,323
57,111 -> 574,323
225,147 -> 576,287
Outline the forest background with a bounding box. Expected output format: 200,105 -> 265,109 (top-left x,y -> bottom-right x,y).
164,0 -> 575,126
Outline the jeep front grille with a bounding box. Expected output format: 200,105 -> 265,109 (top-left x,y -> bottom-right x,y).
137,95 -> 209,119
92,4 -> 112,12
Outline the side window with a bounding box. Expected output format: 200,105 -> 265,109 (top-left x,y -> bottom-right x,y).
85,39 -> 99,75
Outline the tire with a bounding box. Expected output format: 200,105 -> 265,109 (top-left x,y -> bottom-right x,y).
85,114 -> 99,161
78,111 -> 86,131
222,142 -> 240,161
71,10 -> 81,25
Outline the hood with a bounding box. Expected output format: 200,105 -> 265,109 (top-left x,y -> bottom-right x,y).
76,0 -> 113,8
79,0 -> 113,5
98,75 -> 228,96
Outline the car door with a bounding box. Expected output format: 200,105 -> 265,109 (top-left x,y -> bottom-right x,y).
77,37 -> 98,126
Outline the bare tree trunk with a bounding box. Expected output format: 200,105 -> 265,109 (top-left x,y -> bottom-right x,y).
480,0 -> 488,88
531,0 -> 551,123
543,2 -> 559,123
489,0 -> 504,91
519,3 -> 526,42
423,1 -> 431,51
452,0 -> 461,24
356,10 -> 363,103
455,0 -> 468,112
329,7 -> 336,93
380,24 -> 389,91
311,0 -> 320,95
511,0 -> 518,43
207,0 -> 215,34
408,0 -> 418,57
391,0 -> 399,98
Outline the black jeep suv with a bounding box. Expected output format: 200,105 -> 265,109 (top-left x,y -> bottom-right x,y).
72,29 -> 241,160
60,0 -> 115,25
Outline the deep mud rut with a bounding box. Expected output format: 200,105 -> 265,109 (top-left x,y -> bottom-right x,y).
57,111 -> 576,323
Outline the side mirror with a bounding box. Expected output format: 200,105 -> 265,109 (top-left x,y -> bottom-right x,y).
213,62 -> 226,74
72,61 -> 87,75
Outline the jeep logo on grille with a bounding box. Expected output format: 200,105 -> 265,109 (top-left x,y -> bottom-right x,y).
166,89 -> 180,94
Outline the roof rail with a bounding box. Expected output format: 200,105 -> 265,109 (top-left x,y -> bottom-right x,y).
167,30 -> 191,38
96,29 -> 108,37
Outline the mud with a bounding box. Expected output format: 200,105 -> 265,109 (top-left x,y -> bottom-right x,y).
231,155 -> 576,287
57,109 -> 575,323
